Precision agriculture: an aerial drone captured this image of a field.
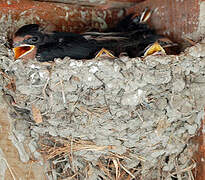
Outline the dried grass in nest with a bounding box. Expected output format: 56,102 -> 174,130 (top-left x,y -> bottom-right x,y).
39,136 -> 115,160
38,136 -> 196,180
38,136 -> 140,179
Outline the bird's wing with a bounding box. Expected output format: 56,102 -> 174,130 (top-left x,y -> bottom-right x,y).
50,32 -> 89,43
36,38 -> 98,62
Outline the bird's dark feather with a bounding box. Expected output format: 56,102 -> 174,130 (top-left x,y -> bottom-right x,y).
15,24 -> 40,37
36,39 -> 98,61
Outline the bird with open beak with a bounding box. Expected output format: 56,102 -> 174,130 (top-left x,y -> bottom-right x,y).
12,9 -> 176,62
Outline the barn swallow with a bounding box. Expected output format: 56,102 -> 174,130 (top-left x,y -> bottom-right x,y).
12,9 -> 176,62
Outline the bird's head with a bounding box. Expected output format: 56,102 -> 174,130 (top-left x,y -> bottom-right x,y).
12,24 -> 44,60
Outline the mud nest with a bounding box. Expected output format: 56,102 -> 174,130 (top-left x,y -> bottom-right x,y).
1,23 -> 205,179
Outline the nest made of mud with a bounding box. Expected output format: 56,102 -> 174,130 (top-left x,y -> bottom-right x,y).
1,28 -> 205,179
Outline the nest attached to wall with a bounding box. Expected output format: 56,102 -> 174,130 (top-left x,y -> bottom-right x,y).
0,20 -> 205,179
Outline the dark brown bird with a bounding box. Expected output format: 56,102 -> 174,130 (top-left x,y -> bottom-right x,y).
12,9 -> 175,62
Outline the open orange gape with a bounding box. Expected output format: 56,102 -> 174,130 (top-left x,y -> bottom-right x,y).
13,45 -> 35,59
0,0 -> 205,179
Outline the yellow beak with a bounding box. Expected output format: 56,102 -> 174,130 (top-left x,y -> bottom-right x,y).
13,45 -> 35,60
144,42 -> 166,57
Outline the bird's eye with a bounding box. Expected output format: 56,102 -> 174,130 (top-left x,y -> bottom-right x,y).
27,36 -> 40,44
